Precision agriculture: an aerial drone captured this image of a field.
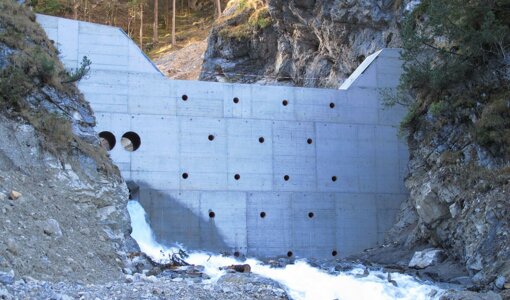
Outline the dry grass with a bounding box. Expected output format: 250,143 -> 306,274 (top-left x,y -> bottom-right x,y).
217,0 -> 271,40
0,1 -> 117,175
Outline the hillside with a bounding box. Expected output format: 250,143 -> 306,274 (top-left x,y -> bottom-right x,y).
0,0 -> 134,283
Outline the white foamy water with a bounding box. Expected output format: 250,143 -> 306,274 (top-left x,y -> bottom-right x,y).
127,200 -> 443,300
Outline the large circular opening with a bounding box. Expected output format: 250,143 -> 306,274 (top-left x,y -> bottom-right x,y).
234,174 -> 241,181
307,138 -> 313,145
99,131 -> 116,151
259,137 -> 265,144
182,173 -> 189,179
287,251 -> 293,257
332,250 -> 338,257
332,176 -> 338,182
308,212 -> 315,218
233,97 -> 240,104
284,175 -> 290,181
209,211 -> 216,218
121,131 -> 141,152
260,211 -> 266,218
234,251 -> 240,257
282,100 -> 289,106
182,94 -> 188,101
329,102 -> 335,109
208,134 -> 215,141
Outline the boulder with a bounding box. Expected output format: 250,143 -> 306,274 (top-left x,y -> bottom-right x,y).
409,248 -> 446,269
495,275 -> 506,289
0,270 -> 14,285
42,219 -> 63,238
223,264 -> 252,273
8,190 -> 21,200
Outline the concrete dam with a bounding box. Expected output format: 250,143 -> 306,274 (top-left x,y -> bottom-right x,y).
38,14 -> 409,259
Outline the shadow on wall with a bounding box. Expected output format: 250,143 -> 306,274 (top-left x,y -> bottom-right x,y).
127,181 -> 229,253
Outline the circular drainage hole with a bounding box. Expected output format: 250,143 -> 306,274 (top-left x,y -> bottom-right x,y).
121,131 -> 141,152
99,131 -> 116,151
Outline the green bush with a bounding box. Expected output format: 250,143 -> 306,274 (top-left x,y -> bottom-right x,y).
401,0 -> 509,93
475,90 -> 510,157
392,0 -> 510,131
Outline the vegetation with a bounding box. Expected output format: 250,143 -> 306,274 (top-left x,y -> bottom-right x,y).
63,56 -> 92,83
393,0 -> 510,157
218,0 -> 271,40
30,0 -> 226,52
0,1 -> 113,173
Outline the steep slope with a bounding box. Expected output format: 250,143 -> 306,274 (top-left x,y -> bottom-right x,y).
200,0 -> 402,87
386,0 -> 510,289
0,0 -> 132,283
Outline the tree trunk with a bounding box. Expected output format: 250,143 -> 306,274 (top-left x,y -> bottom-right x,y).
165,0 -> 170,31
172,0 -> 176,45
215,0 -> 221,19
72,0 -> 79,19
140,2 -> 144,49
153,0 -> 159,44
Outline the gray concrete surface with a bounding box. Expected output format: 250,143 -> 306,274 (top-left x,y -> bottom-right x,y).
38,14 -> 408,259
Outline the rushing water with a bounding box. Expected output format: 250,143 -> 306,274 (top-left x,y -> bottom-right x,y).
127,200 -> 443,300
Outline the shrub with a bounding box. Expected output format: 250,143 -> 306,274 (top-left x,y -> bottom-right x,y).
392,0 -> 510,134
475,90 -> 510,157
400,0 -> 509,94
63,56 -> 92,84
248,7 -> 271,29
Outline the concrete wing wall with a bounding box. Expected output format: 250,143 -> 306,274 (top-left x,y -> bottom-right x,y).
37,14 -> 409,259
37,14 -> 162,75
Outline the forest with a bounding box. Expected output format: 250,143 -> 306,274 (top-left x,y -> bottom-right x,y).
30,0 -> 225,51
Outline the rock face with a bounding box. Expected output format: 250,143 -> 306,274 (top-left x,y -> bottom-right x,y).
389,109 -> 510,287
200,0 -> 402,87
0,1 -> 133,283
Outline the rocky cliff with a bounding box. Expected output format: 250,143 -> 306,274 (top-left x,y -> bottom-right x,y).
200,0 -> 402,87
0,0 -> 134,283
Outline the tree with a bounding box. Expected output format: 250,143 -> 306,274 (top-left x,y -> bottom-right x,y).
214,0 -> 221,19
400,0 -> 509,93
171,0 -> 176,45
71,0 -> 79,19
153,0 -> 158,44
139,0 -> 144,49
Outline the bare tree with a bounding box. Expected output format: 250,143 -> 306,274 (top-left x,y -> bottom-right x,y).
139,1 -> 144,49
214,0 -> 221,19
71,0 -> 79,19
153,0 -> 159,44
172,0 -> 176,45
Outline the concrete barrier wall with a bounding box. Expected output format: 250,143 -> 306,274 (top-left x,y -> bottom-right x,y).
38,14 -> 409,259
